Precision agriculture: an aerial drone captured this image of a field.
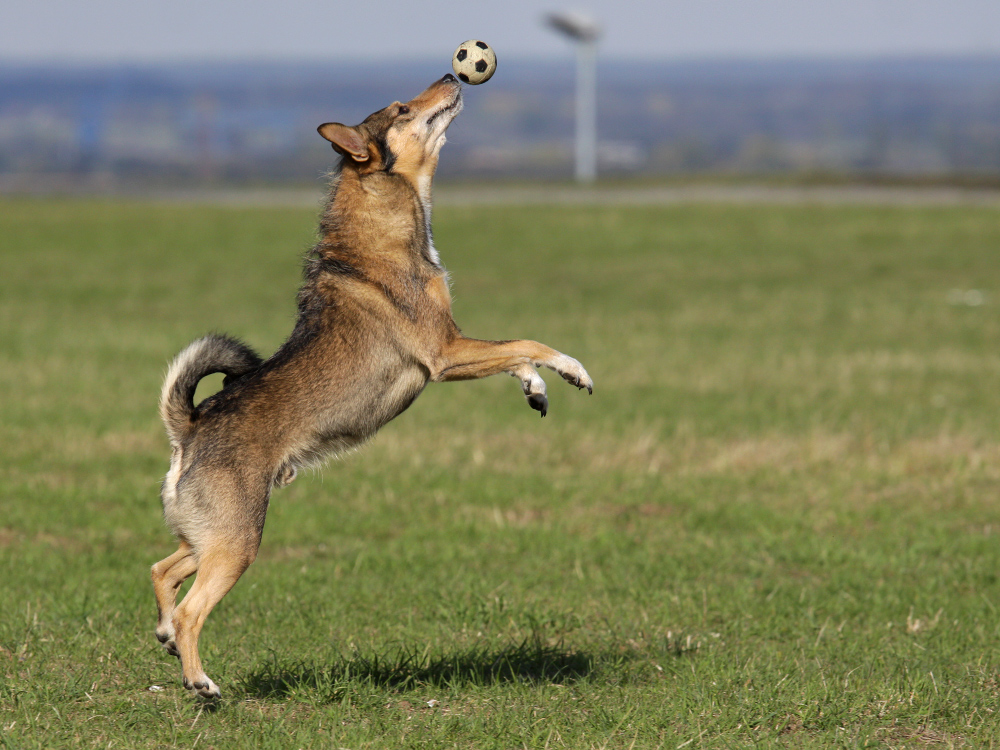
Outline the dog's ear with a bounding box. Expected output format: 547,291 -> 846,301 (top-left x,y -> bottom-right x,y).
317,123 -> 370,162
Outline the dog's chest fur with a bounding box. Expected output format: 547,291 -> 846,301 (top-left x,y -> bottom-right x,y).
187,171 -> 453,477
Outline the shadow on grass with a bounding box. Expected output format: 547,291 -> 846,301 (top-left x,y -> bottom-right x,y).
238,638 -> 595,700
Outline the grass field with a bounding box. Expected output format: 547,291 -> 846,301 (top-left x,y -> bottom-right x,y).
2,196 -> 1000,748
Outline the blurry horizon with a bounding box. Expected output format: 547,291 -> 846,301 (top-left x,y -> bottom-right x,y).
5,55 -> 1000,188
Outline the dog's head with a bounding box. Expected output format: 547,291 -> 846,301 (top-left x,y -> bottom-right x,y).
318,74 -> 463,188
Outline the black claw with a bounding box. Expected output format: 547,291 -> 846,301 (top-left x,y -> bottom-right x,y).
527,393 -> 548,415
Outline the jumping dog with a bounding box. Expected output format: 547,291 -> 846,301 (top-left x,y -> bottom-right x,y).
152,74 -> 593,699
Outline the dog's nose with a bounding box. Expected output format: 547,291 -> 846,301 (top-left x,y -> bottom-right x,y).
441,73 -> 457,84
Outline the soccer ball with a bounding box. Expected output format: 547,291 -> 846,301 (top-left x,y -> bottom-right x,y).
452,40 -> 497,85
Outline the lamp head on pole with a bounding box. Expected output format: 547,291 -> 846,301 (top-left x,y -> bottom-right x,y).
546,11 -> 601,43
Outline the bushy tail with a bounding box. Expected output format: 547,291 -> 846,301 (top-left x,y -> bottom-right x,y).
159,335 -> 262,444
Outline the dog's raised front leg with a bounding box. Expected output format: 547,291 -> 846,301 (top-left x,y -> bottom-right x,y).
432,337 -> 592,416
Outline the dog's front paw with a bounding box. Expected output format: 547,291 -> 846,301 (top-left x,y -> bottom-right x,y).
547,354 -> 593,395
511,364 -> 549,417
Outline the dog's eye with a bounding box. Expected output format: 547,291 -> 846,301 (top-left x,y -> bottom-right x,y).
398,105 -> 410,115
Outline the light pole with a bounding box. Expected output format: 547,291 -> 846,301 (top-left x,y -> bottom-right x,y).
546,11 -> 601,183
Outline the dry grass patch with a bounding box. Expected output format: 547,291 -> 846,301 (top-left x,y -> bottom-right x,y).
367,426 -> 1000,485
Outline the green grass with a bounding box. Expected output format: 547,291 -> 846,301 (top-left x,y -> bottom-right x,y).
2,196 -> 1000,748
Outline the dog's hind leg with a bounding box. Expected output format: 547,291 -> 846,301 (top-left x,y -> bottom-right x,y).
151,541 -> 197,657
172,541 -> 257,699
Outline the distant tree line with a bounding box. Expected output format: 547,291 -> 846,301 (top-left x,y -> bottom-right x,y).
1,57 -> 999,186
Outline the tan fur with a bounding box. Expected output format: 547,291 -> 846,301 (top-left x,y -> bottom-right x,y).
151,75 -> 593,699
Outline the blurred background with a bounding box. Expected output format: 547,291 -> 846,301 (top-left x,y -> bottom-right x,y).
3,0 -> 1000,190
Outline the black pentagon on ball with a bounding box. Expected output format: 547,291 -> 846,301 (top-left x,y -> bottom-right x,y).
456,48 -> 467,61
475,60 -> 488,73
476,41 -> 489,49
458,73 -> 470,83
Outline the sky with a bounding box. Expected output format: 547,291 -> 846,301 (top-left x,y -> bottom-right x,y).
3,0 -> 1000,63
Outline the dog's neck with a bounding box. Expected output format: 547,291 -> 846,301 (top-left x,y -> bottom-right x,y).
315,168 -> 438,276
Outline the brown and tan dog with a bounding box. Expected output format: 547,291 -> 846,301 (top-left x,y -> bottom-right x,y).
151,74 -> 593,699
